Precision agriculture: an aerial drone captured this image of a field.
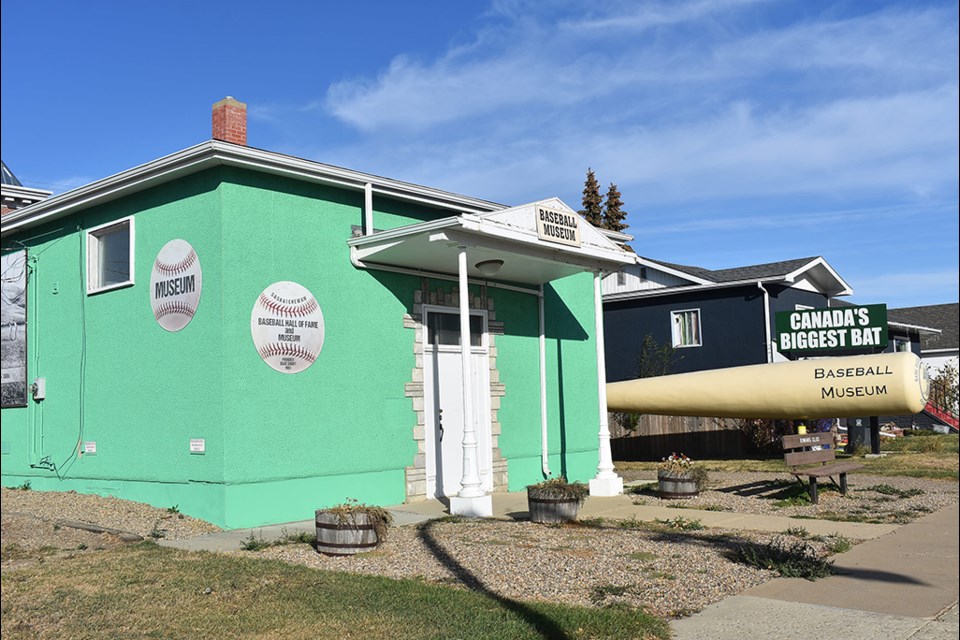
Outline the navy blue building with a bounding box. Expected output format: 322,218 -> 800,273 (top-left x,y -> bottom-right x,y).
602,256 -> 854,381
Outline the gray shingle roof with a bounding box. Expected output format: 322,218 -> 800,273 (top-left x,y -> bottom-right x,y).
888,303 -> 959,351
641,256 -> 820,283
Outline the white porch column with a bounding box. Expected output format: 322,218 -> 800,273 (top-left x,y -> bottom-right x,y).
450,246 -> 493,517
539,285 -> 550,477
589,270 -> 623,496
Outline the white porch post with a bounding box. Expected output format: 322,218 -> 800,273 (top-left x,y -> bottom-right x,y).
589,270 -> 623,496
450,246 -> 493,517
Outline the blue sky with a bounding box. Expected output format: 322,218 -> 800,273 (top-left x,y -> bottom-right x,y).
2,0 -> 957,309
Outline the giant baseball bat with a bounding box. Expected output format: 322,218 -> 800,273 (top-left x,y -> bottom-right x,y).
606,352 -> 929,419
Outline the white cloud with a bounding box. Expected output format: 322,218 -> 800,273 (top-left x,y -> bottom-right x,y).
319,82 -> 957,212
846,269 -> 960,307
323,0 -> 957,135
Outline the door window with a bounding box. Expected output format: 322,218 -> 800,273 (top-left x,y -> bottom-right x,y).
427,312 -> 483,347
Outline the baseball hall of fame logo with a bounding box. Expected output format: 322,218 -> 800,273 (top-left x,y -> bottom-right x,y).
150,239 -> 202,332
250,281 -> 325,374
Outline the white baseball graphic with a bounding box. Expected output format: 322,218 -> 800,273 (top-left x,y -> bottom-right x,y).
250,281 -> 325,374
150,239 -> 202,332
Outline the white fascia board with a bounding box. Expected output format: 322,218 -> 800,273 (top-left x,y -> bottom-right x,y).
350,214 -> 633,272
2,141 -> 504,238
637,257 -> 712,285
887,321 -> 941,334
598,228 -> 635,244
2,145 -> 221,236
924,348 -> 958,354
784,256 -> 853,296
467,217 -> 634,266
1,184 -> 53,199
603,275 -> 789,302
226,144 -> 504,213
346,216 -> 462,247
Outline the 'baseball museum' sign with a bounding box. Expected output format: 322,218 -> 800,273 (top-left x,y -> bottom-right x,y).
150,239 -> 202,332
776,304 -> 888,354
250,281 -> 325,374
535,205 -> 581,247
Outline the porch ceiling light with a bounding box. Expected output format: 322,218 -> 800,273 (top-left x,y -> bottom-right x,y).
475,259 -> 504,276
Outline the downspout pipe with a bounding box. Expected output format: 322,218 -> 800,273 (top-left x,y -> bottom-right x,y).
363,182 -> 373,235
757,282 -> 772,363
539,285 -> 550,477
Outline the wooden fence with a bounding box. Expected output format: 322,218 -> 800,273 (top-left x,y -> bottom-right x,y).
610,414 -> 747,461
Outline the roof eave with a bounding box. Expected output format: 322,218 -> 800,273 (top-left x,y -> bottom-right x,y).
784,257 -> 853,297
2,141 -> 505,238
887,321 -> 942,334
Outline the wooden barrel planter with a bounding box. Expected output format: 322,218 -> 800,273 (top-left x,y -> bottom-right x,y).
315,510 -> 380,556
527,491 -> 582,524
658,472 -> 699,500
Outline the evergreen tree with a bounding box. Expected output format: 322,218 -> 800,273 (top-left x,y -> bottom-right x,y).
579,168 -> 603,227
602,182 -> 628,232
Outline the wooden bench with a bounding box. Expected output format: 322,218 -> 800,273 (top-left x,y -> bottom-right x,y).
781,432 -> 863,504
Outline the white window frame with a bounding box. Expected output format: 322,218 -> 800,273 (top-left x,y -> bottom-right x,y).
671,308 -> 702,348
422,305 -> 488,354
86,216 -> 135,294
893,337 -> 911,353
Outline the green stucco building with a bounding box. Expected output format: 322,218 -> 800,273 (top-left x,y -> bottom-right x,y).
1,98 -> 631,528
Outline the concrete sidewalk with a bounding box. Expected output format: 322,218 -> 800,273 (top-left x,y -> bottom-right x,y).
160,490 -> 958,640
672,503 -> 959,640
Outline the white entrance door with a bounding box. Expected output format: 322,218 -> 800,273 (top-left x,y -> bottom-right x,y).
423,308 -> 492,498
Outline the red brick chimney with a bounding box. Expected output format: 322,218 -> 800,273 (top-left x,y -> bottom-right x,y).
212,96 -> 247,145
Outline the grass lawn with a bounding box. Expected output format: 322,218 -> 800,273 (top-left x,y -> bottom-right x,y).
1,542 -> 670,640
616,433 -> 959,481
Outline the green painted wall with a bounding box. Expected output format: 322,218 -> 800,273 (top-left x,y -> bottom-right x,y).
2,165 -> 603,529
214,169 -> 422,527
494,274 -> 601,488
1,171 -> 228,524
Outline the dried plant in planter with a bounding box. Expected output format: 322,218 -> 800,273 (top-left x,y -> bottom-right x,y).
527,476 -> 590,501
321,498 -> 394,541
527,476 -> 590,524
315,499 -> 395,555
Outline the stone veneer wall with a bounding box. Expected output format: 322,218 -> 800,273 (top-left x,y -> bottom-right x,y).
403,281 -> 508,500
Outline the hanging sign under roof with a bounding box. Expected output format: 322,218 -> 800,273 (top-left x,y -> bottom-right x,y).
535,205 -> 581,247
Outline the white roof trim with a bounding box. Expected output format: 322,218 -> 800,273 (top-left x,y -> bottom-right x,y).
349,200 -> 635,284
1,184 -> 52,200
603,274 -> 800,302
2,141 -> 505,237
888,321 -> 941,334
598,228 -> 634,244
784,256 -> 853,297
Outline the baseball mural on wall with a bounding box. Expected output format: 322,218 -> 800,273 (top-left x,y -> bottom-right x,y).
250,281 -> 325,374
150,239 -> 202,332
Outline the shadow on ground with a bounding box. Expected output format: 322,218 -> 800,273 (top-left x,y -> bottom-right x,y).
416,519 -> 573,640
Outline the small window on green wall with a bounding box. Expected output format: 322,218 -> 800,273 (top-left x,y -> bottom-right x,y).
87,217 -> 134,294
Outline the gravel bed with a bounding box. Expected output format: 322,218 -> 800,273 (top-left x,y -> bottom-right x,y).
624,472 -> 959,523
258,519 -> 787,618
3,473 -> 956,618
1,487 -> 220,543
